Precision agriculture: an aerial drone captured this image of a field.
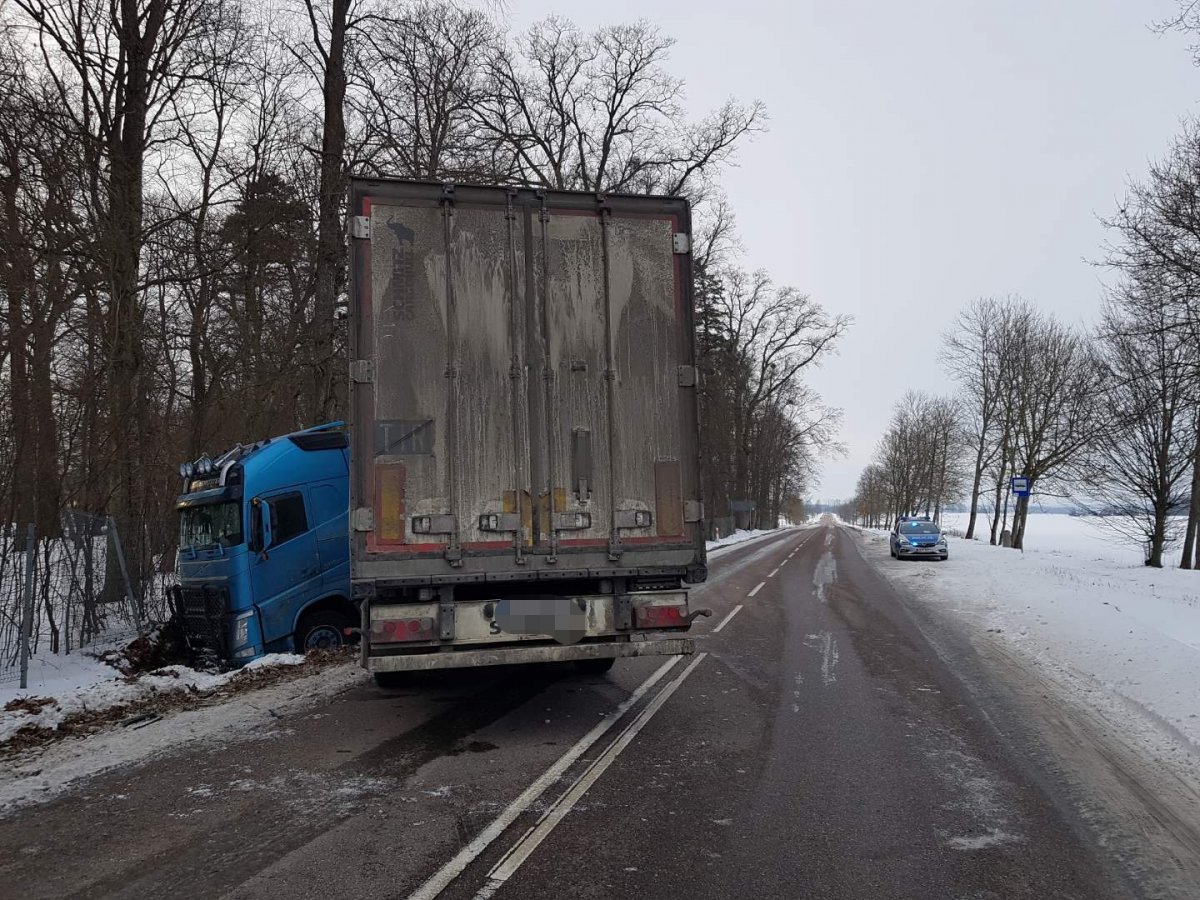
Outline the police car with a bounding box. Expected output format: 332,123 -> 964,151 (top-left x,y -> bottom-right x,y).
889,515 -> 948,561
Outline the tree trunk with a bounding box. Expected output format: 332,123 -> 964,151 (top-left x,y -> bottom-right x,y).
1012,492 -> 1030,550
1148,501 -> 1167,568
1182,425 -> 1200,570
2,150 -> 35,539
311,0 -> 351,423
991,472 -> 1007,546
965,441 -> 985,540
100,12 -> 154,601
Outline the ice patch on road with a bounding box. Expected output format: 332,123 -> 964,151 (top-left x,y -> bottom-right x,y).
802,632 -> 839,685
946,828 -> 1022,850
813,551 -> 837,604
824,532 -> 833,548
820,633 -> 839,685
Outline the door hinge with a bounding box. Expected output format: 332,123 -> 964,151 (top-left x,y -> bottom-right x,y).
672,232 -> 690,254
677,365 -> 697,387
349,215 -> 370,239
350,360 -> 374,384
352,507 -> 374,532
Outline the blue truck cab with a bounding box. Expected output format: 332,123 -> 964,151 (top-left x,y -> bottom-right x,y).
173,423 -> 355,666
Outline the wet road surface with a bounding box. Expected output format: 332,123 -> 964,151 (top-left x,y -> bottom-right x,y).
0,523 -> 1153,899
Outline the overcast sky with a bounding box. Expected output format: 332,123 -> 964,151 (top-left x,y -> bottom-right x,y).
509,0 -> 1199,499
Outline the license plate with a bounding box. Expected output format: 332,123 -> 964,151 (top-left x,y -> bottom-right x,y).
494,596 -> 587,645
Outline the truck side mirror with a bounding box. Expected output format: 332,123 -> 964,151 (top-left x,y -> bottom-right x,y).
250,497 -> 273,557
260,500 -> 273,555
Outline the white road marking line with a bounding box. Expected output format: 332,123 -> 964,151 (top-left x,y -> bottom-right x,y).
475,653 -> 710,898
405,655 -> 684,900
768,567 -> 780,578
711,604 -> 744,633
747,581 -> 765,598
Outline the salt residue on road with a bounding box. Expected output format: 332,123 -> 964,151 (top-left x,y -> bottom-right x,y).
857,515 -> 1200,756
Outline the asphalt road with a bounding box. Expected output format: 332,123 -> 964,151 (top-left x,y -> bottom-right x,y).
0,522 -> 1153,899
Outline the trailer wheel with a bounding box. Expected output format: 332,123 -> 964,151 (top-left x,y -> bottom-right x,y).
576,657 -> 616,676
295,610 -> 354,653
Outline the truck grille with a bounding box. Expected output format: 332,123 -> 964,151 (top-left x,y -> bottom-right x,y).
177,584 -> 230,665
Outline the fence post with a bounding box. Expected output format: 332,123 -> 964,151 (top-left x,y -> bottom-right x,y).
19,523 -> 36,690
106,516 -> 141,630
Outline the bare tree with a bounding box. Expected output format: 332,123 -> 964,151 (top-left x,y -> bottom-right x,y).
1101,119 -> 1200,567
1078,284 -> 1198,566
871,392 -> 964,525
1004,317 -> 1106,550
941,296 -> 1034,539
477,17 -> 765,195
353,1 -> 500,180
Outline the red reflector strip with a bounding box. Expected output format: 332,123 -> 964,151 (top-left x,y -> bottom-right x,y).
634,605 -> 687,629
371,617 -> 436,643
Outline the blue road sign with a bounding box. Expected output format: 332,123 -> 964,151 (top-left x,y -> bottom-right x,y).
1010,476 -> 1032,497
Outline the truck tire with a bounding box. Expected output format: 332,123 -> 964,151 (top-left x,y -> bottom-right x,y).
295,610 -> 354,653
576,657 -> 616,676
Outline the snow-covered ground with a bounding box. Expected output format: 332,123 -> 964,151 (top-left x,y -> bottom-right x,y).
856,513 -> 1200,767
938,510 -> 1190,568
0,660 -> 365,813
706,527 -> 790,556
0,651 -> 307,744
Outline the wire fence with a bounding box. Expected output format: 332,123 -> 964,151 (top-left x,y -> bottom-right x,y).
0,511 -> 175,688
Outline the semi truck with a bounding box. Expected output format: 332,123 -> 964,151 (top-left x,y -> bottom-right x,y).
173,423 -> 355,664
347,178 -> 709,682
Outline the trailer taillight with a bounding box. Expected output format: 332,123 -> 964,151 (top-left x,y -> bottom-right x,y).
371,617 -> 436,643
634,603 -> 687,629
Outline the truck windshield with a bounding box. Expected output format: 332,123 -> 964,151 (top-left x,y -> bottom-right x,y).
179,501 -> 243,550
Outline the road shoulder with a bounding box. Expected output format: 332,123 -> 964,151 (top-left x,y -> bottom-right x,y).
844,523 -> 1200,899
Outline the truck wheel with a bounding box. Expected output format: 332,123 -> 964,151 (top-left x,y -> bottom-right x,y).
576,657 -> 616,676
296,610 -> 354,653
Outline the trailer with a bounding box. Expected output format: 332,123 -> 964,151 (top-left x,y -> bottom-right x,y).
347,178 -> 708,679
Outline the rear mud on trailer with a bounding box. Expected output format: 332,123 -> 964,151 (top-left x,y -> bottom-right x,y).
347,179 -> 708,676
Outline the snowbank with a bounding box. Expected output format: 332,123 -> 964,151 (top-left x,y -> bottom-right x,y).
706,527 -> 796,557
707,528 -> 776,550
1,653 -> 306,744
0,660 -> 365,813
856,518 -> 1200,755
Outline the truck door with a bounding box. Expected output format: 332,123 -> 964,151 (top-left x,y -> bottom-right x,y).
251,489 -> 320,644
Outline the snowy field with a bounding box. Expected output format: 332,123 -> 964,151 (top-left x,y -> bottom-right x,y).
856,513 -> 1200,769
938,510 -> 1189,568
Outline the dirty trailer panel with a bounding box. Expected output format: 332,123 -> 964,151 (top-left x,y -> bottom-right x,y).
347,179 -> 706,592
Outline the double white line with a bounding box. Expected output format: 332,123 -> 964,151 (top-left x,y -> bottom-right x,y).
407,653 -> 707,900
408,533 -> 807,899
